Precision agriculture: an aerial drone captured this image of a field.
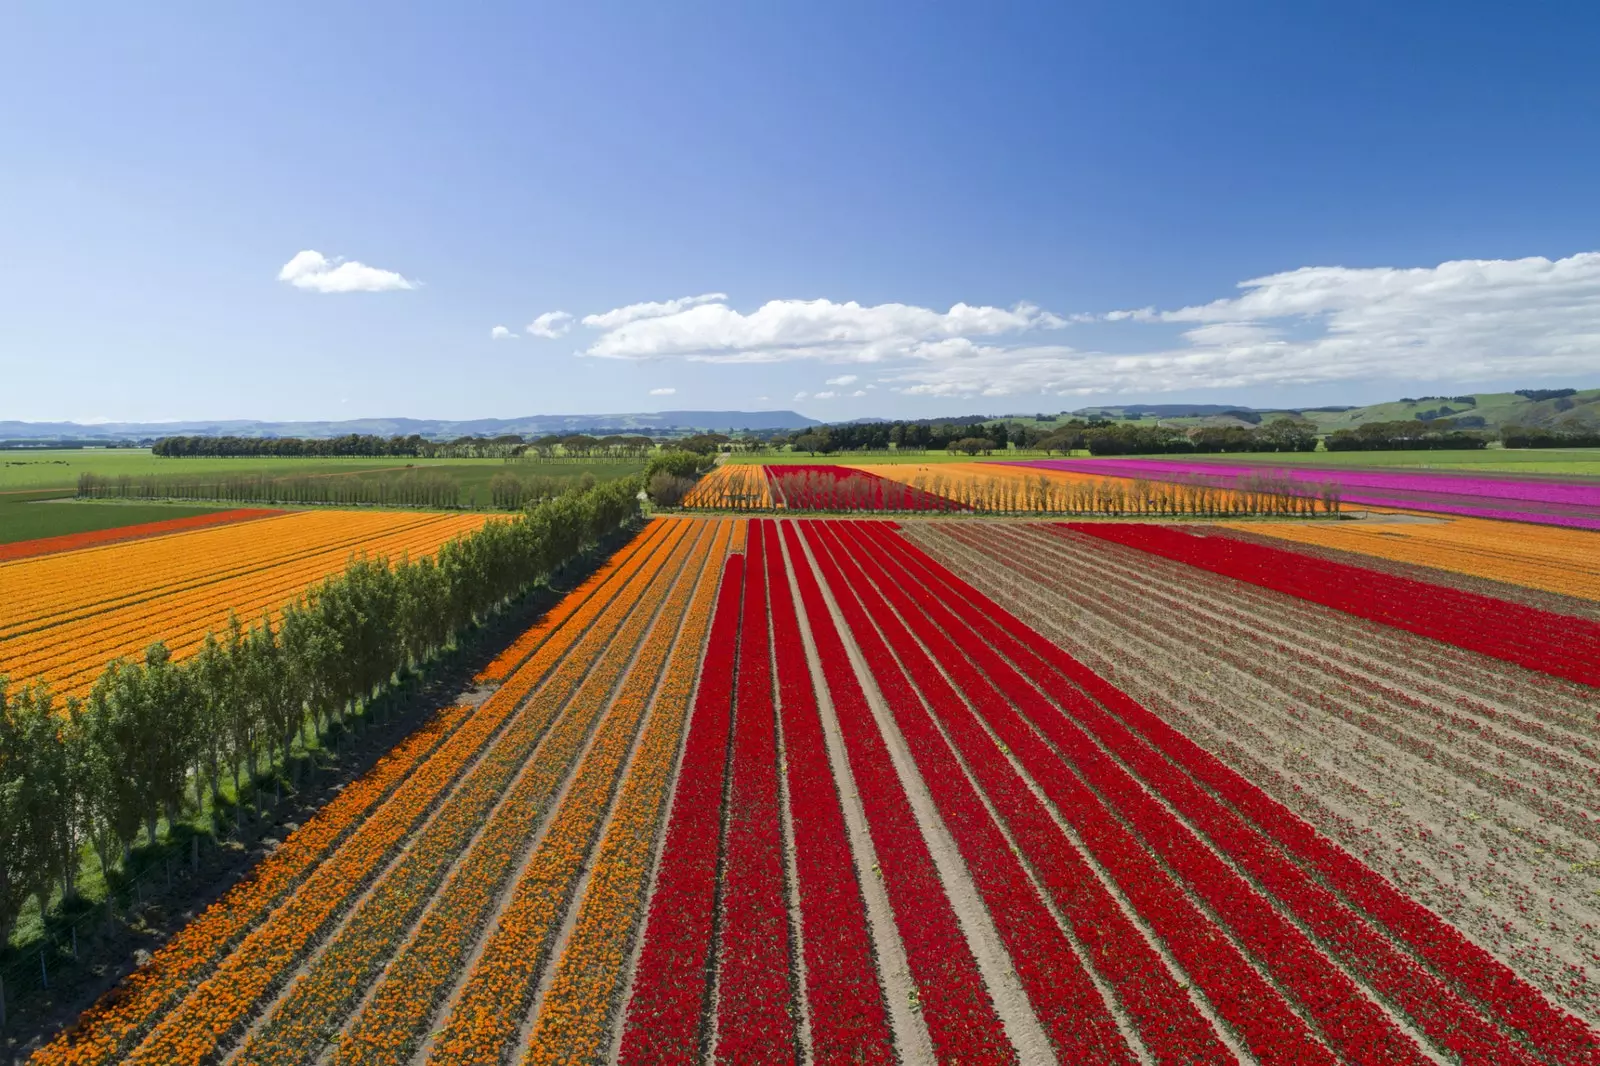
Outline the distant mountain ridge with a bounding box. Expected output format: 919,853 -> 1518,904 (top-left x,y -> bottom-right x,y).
0,410 -> 822,441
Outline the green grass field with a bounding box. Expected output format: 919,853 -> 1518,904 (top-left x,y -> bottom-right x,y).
725,445 -> 1600,476
0,449 -> 644,492
0,494 -> 238,546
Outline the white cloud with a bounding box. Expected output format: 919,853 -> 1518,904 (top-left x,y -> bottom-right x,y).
648,387 -> 677,396
756,395 -> 770,402
490,325 -> 516,340
581,293 -> 728,330
824,374 -> 859,386
813,390 -> 839,400
890,251 -> 1600,397
851,389 -> 867,397
526,311 -> 574,338
582,297 -> 1066,364
277,250 -> 414,293
793,391 -> 809,401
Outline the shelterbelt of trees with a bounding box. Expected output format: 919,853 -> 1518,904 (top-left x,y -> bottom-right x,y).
778,417 -> 1324,456
0,477 -> 642,947
151,433 -> 666,460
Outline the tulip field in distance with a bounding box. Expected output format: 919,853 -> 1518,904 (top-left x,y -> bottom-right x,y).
25,460 -> 1600,1065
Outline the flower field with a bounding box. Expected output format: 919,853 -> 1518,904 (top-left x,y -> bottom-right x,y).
1013,457 -> 1600,530
0,509 -> 491,697
30,511 -> 1600,1065
0,506 -> 282,562
681,464 -> 773,509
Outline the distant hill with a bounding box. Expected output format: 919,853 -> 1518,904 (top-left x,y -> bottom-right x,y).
1065,388 -> 1600,434
0,410 -> 821,442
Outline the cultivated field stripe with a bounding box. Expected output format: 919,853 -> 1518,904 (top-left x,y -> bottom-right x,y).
474,518 -> 672,684
1067,523 -> 1600,687
765,521 -> 897,1063
227,520 -> 699,1066
886,526 -> 1543,1064
831,525 -> 1341,1064
616,553 -> 745,1063
785,521 -> 1017,1063
819,518 -> 1216,1056
883,522 -> 1600,1063
714,518 -> 801,1062
27,701 -> 478,1066
833,524 -> 1236,1065
0,507 -> 285,563
113,522 -> 689,1066
861,524 -> 1439,1066
807,520 -> 1139,1063
409,520 -> 714,1065
520,520 -> 732,1065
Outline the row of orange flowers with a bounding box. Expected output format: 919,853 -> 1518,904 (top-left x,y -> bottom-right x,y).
682,465 -> 774,510
234,521 -> 705,1066
42,522 -> 686,1066
475,518 -> 670,684
522,520 -> 735,1064
28,700 -> 475,1066
120,521 -> 696,1066
422,520 -> 724,1065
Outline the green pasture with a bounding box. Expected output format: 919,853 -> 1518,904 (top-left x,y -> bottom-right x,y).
0,494 -> 235,546
0,449 -> 644,492
726,450 -> 1031,466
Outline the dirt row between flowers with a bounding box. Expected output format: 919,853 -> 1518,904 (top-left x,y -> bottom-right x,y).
907,521 -> 1600,1024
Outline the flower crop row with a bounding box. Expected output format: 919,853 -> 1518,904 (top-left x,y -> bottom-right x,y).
829,522 -> 1234,1064
824,521 -> 1353,1064
521,520 -> 733,1065
714,519 -> 799,1062
617,553 -> 746,1064
6,523 -> 482,697
763,522 -> 895,1062
29,700 -> 475,1066
2,510 -> 480,632
1069,523 -> 1600,688
765,465 -> 966,512
856,525 -> 1507,1063
475,518 -> 670,683
236,520 -> 701,1066
778,522 -> 1013,1062
682,464 -> 774,510
0,507 -> 284,563
416,521 -> 716,1066
108,521 -> 688,1066
803,520 -> 1137,1063
1227,514 -> 1600,602
866,520 -> 1600,1063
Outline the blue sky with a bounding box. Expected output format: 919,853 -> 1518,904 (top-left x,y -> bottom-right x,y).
3,2 -> 1598,424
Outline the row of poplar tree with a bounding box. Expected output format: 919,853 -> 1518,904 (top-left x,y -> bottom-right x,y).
0,477 -> 643,949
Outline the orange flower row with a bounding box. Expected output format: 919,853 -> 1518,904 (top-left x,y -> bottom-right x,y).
475,518 -> 671,683
729,518 -> 748,553
107,525 -> 691,1066
522,521 -> 732,1065
235,523 -> 705,1066
683,465 -> 774,510
422,520 -> 725,1065
1228,514 -> 1600,601
29,700 -> 476,1066
3,511 -> 480,632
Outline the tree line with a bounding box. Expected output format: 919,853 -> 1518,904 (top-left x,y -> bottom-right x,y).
0,478 -> 642,954
153,433 -> 666,460
1324,420 -> 1493,451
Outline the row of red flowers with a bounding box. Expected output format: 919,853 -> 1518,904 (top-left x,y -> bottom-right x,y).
766,465 -> 966,512
1067,522 -> 1600,687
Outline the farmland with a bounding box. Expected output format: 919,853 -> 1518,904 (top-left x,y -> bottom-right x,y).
10,500 -> 1596,1064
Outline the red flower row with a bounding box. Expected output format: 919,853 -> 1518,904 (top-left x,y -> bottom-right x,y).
766,523 -> 896,1062
618,555 -> 745,1064
781,522 -> 1014,1062
767,465 -> 964,512
866,520 -> 1599,1063
715,520 -> 800,1061
804,520 -> 1138,1063
1067,523 -> 1600,687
